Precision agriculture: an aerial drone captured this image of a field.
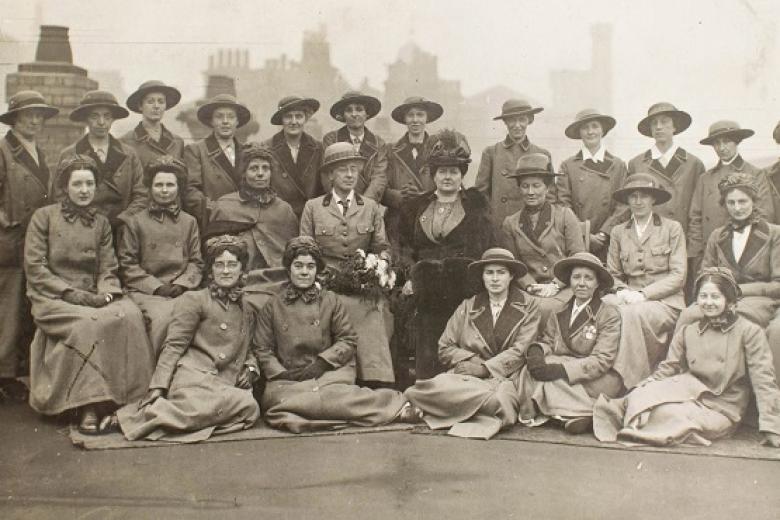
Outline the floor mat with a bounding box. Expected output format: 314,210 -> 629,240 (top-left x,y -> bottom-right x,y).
412,423 -> 780,462
70,422 -> 413,451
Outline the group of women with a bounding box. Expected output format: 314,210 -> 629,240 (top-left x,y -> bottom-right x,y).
1,81 -> 780,449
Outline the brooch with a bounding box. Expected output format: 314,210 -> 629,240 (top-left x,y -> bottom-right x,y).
583,324 -> 597,340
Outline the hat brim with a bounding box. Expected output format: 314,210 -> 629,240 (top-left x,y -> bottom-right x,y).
391,101 -> 444,124
126,85 -> 182,113
612,186 -> 672,205
467,258 -> 528,281
330,96 -> 381,122
637,110 -> 692,137
270,98 -> 320,125
321,153 -> 368,171
564,115 -> 617,140
700,128 -> 755,146
197,101 -> 252,128
553,257 -> 614,291
508,170 -> 560,182
0,104 -> 59,125
493,107 -> 544,121
201,219 -> 257,243
69,103 -> 130,122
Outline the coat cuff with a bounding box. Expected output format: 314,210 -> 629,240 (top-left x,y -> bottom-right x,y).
484,353 -> 522,379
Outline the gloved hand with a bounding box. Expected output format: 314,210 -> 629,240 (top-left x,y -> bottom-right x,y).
298,358 -> 331,380
530,363 -> 567,382
236,365 -> 260,389
400,183 -> 422,201
525,344 -> 546,371
63,289 -> 109,308
154,284 -> 186,298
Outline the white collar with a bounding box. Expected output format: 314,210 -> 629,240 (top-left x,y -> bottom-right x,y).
332,189 -> 354,204
348,130 -> 365,143
216,137 -> 234,149
650,142 -> 678,162
581,145 -> 606,163
721,154 -> 738,166
572,298 -> 592,313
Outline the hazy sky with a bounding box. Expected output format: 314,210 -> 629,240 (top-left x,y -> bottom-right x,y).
2,0 -> 779,161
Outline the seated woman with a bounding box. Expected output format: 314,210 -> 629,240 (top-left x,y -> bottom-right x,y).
24,155 -> 154,434
594,268 -> 780,448
404,248 -> 540,439
676,173 -> 780,379
113,234 -> 261,442
252,236 -> 420,433
398,129 -> 493,380
603,173 -> 686,389
501,153 -> 585,325
117,155 -> 203,353
516,252 -> 623,434
211,143 -> 298,270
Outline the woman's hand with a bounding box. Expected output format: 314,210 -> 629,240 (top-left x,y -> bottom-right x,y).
529,283 -> 560,298
298,358 -> 331,380
237,366 -> 260,389
138,388 -> 165,410
401,279 -> 414,296
622,290 -> 647,305
62,289 -> 110,308
761,432 -> 780,448
453,359 -> 489,378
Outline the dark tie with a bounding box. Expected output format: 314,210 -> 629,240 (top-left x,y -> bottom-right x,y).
338,199 -> 349,216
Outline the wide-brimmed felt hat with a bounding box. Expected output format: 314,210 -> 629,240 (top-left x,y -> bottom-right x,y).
507,153 -> 559,182
69,90 -> 129,122
492,98 -> 543,121
637,102 -> 692,137
564,108 -> 617,139
699,120 -> 754,145
197,94 -> 251,128
427,129 -> 471,171
321,142 -> 367,170
126,80 -> 181,113
553,252 -> 614,291
0,90 -> 59,125
467,248 -> 528,280
391,96 -> 443,124
613,172 -> 672,205
270,96 -> 320,125
329,91 -> 381,122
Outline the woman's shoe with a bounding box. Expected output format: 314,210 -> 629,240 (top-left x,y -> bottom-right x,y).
396,402 -> 424,423
98,414 -> 121,435
78,408 -> 100,435
563,416 -> 593,435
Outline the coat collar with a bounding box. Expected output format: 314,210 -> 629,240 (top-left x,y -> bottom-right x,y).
205,133 -> 240,184
642,146 -> 689,179
502,135 -> 530,151
573,149 -> 615,177
714,154 -> 745,172
716,218 -> 769,269
470,286 -> 528,355
270,130 -> 317,180
392,132 -> 429,152
75,134 -> 127,189
336,125 -> 378,154
4,130 -> 49,188
556,295 -> 603,344
132,122 -> 175,153
623,213 -> 662,246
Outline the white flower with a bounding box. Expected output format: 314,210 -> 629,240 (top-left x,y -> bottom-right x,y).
388,271 -> 397,289
376,258 -> 389,275
379,272 -> 389,287
356,249 -> 366,259
364,253 -> 379,270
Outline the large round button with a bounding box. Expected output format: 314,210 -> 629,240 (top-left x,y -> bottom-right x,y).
218,353 -> 226,360
219,323 -> 228,330
500,197 -> 508,203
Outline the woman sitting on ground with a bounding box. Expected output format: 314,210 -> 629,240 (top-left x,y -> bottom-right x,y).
593,268 -> 780,448
404,248 -> 540,439
516,252 -> 623,434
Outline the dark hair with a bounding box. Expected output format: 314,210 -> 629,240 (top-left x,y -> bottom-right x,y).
205,243 -> 248,276
143,155 -> 188,192
718,173 -> 758,207
428,129 -> 471,176
240,144 -> 278,178
282,237 -> 325,275
695,274 -> 740,304
58,155 -> 101,189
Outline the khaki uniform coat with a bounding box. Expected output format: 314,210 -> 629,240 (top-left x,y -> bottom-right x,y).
260,131 -> 324,218
322,127 -> 388,202
119,123 -> 185,169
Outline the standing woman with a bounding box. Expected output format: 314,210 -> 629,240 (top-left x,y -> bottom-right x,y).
594,268 -> 780,448
500,153 -> 586,323
117,155 -> 204,353
121,80 -> 185,168
24,155 -> 154,434
557,109 -> 628,259
0,91 -> 59,402
212,144 -> 298,270
404,248 -> 540,439
603,173 -> 686,389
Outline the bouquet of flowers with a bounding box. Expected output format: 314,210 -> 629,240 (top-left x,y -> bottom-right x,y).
322,249 -> 397,302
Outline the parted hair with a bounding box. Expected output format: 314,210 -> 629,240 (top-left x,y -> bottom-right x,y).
718,173 -> 758,206
282,236 -> 325,274
143,155 -> 188,191
58,154 -> 101,189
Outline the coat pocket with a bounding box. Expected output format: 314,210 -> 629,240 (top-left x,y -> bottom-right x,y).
649,245 -> 671,271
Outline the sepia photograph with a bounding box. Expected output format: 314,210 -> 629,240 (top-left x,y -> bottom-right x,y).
0,0 -> 779,518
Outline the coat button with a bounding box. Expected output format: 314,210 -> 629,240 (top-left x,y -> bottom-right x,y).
220,323 -> 228,330
313,319 -> 320,326
175,240 -> 181,246
282,173 -> 288,178
218,353 -> 226,360
542,266 -> 548,272
342,231 -> 348,236
501,196 -> 508,203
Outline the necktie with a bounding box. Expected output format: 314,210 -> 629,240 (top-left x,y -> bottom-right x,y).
352,137 -> 361,146
95,148 -> 106,162
338,199 -> 349,216
225,144 -> 235,166
411,145 -> 419,161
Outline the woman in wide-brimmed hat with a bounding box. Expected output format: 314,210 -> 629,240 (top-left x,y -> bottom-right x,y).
24,154 -> 154,433
557,109 -> 628,260
120,80 -> 185,170
602,172 -> 686,391
183,94 -> 253,228
404,248 -> 540,439
259,95 -> 324,219
0,90 -> 59,403
516,252 -> 622,435
116,155 -> 204,354
500,152 -> 586,326
55,90 -> 146,229
594,268 -> 780,448
688,120 -> 775,263
322,91 -> 387,203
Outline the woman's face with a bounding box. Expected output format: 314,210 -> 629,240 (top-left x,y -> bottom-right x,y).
13,108 -> 46,140
712,136 -> 738,163
211,107 -> 238,139
724,188 -> 754,221
86,107 -> 114,139
212,250 -> 242,289
404,107 -> 428,137
343,103 -> 367,131
244,158 -> 272,190
503,114 -> 531,142
290,253 -> 318,289
67,169 -> 97,207
281,110 -> 307,138
628,190 -> 656,219
579,120 -> 604,149
518,176 -> 548,208
150,171 -> 179,206
434,166 -> 463,195
697,281 -> 728,318
140,92 -> 167,123
650,114 -> 675,145
570,266 -> 598,303
329,160 -> 362,196
482,263 -> 512,298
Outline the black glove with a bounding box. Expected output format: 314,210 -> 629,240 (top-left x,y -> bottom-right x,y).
526,344 -> 546,371
63,289 -> 108,308
298,358 -> 331,380
155,283 -> 184,298
530,363 -> 567,382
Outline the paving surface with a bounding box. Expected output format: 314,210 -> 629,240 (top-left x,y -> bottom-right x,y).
1,402 -> 778,520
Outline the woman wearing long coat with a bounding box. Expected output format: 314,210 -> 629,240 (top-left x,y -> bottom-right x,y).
115,234 -> 260,441
211,144 -> 298,270
594,268 -> 780,448
120,81 -> 185,169
251,237 -> 417,433
516,252 -> 622,434
24,156 -> 154,432
405,248 -> 540,439
117,156 -> 203,353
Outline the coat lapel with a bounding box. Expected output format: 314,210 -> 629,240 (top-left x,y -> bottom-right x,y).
738,220 -> 769,268
470,292 -> 498,355
569,296 -> 602,337
205,134 -> 240,188
133,123 -> 175,155
345,193 -> 365,218
322,192 -> 346,221
75,135 -> 125,195
716,227 -> 739,268
492,287 -> 528,351
5,130 -> 49,190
